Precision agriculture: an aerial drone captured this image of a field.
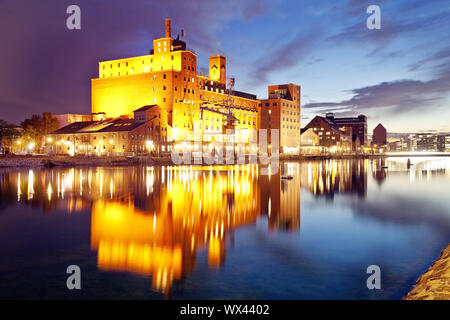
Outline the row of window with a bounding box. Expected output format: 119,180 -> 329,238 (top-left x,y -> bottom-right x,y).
264,101 -> 299,109
282,117 -> 298,123
282,110 -> 298,116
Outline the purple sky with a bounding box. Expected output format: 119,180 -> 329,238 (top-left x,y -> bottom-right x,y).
0,0 -> 449,133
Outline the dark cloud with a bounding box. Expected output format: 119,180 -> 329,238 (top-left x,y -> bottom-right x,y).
303,69 -> 450,114
327,10 -> 450,57
0,0 -> 266,124
408,46 -> 450,72
331,0 -> 388,18
305,57 -> 324,66
250,27 -> 323,85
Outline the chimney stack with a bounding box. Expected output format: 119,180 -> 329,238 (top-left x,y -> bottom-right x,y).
165,18 -> 171,38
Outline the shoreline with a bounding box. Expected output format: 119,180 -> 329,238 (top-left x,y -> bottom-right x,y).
0,153 -> 449,169
404,244 -> 450,300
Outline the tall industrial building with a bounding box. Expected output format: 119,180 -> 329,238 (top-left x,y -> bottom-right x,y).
260,84 -> 301,154
91,18 -> 259,146
49,18 -> 302,156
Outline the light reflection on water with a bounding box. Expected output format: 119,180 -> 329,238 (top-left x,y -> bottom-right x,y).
0,157 -> 449,299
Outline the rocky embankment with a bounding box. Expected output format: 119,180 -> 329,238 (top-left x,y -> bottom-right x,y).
404,244 -> 450,300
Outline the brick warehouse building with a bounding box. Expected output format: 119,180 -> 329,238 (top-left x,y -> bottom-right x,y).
325,113 -> 367,147
303,115 -> 353,152
260,84 -> 301,154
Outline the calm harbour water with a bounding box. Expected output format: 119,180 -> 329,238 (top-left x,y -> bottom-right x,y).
0,157 -> 449,299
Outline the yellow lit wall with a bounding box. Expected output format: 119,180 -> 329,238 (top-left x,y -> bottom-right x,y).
91,19 -> 260,144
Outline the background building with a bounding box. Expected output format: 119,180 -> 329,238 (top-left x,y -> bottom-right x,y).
303,115 -> 352,152
438,134 -> 450,152
54,114 -> 92,129
417,134 -> 438,152
372,123 -> 387,146
326,113 -> 367,147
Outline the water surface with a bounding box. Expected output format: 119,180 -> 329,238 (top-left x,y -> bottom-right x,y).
0,157 -> 449,299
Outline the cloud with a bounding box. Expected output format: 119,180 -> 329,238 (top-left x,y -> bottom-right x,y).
303,69 -> 450,114
305,57 -> 324,66
0,0 -> 266,123
408,46 -> 450,72
250,27 -> 323,85
327,10 -> 450,56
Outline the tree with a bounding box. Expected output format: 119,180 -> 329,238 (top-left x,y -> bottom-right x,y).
20,113 -> 59,153
0,120 -> 20,154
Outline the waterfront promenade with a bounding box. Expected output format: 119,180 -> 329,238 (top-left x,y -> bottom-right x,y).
1,153 -> 450,168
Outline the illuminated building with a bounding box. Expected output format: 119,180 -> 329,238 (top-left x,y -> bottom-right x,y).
438,134 -> 450,152
300,128 -> 321,154
260,84 -> 301,154
47,106 -> 167,155
46,18 -> 303,155
326,113 -> 368,147
417,134 -> 438,152
54,114 -> 92,129
303,115 -> 352,152
91,18 -> 259,146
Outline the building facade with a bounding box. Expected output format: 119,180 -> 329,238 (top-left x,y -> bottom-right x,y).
438,134 -> 450,152
91,18 -> 260,147
303,116 -> 352,152
372,123 -> 387,146
326,113 -> 367,146
54,114 -> 93,129
260,84 -> 301,154
48,18 -> 302,156
416,134 -> 438,152
47,106 -> 168,155
300,128 -> 321,154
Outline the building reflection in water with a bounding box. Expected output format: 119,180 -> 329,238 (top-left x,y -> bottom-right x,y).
298,159 -> 368,198
2,158 -> 450,295
0,164 -> 300,297
89,164 -> 300,296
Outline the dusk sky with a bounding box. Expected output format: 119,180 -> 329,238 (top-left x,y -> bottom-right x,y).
0,0 -> 449,133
